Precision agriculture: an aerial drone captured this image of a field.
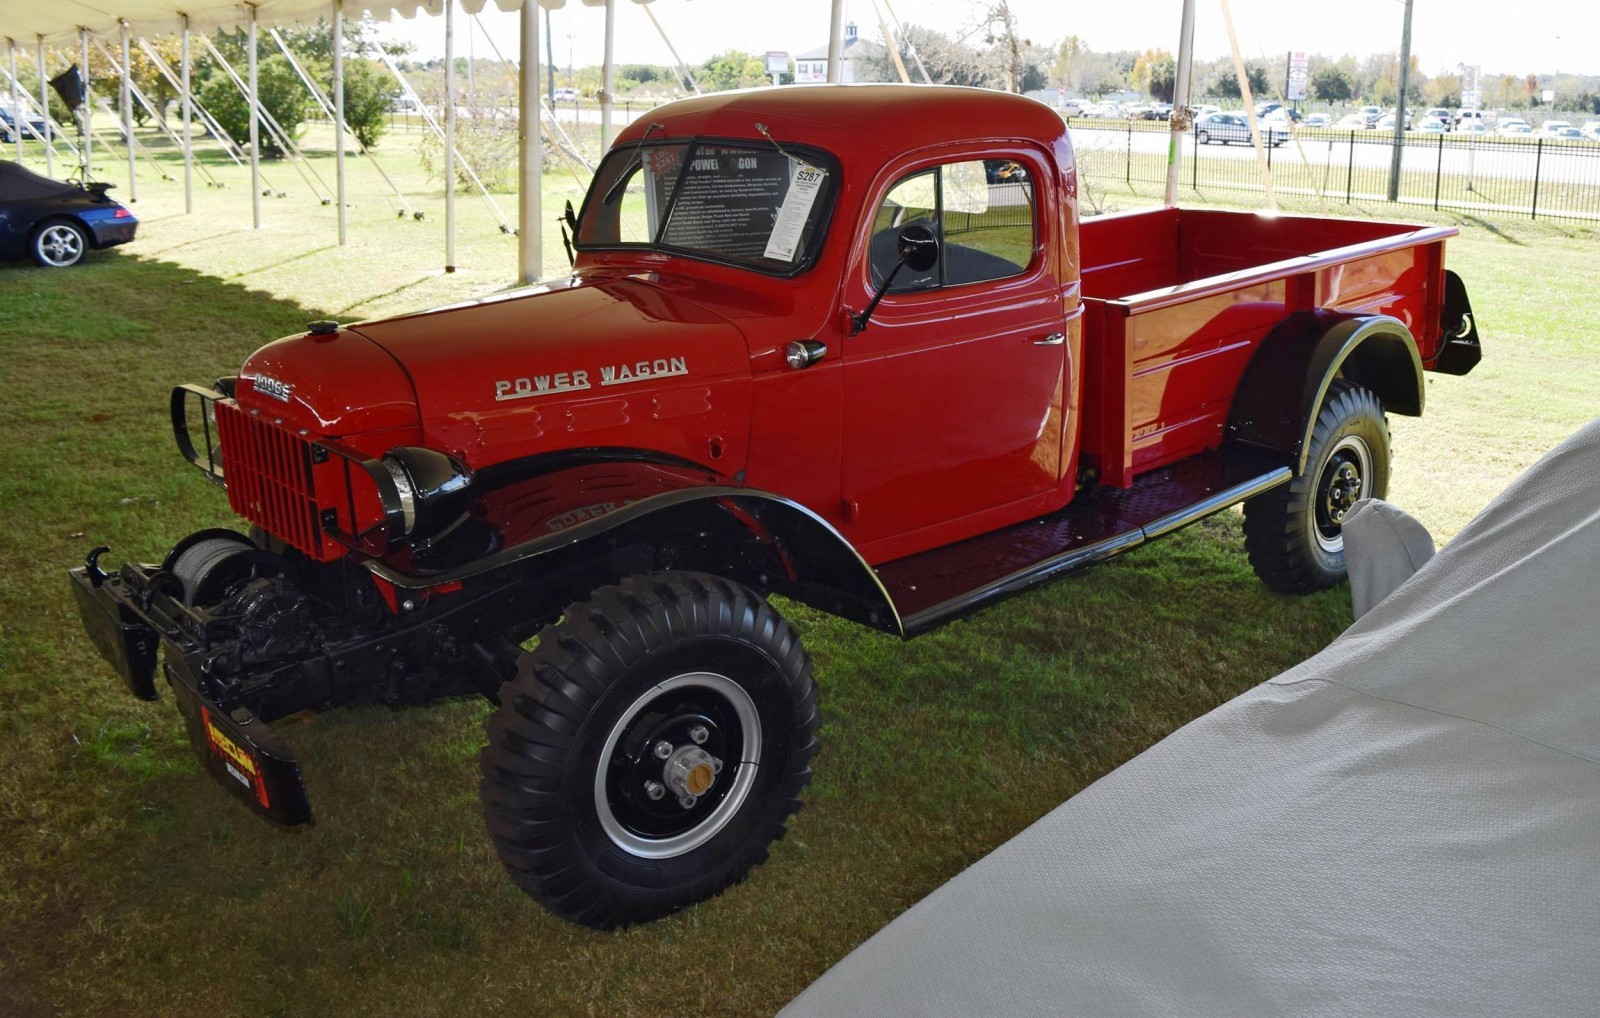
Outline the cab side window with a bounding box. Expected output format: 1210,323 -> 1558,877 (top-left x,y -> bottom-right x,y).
869,158 -> 1035,293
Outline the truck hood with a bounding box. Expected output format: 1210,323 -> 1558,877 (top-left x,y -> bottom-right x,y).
344,275 -> 755,470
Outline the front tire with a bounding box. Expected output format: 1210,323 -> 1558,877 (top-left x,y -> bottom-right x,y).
1197,130 -> 1211,144
32,219 -> 89,268
480,572 -> 819,928
1243,381 -> 1389,593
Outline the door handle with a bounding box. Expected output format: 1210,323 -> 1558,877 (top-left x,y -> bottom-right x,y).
1032,332 -> 1065,346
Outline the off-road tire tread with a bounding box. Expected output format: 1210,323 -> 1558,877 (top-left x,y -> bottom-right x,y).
1243,380 -> 1388,594
479,571 -> 819,929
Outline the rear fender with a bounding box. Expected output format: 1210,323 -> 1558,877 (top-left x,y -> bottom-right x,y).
1227,312 -> 1422,475
370,456 -> 902,635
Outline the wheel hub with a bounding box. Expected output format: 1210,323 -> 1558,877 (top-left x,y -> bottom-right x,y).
1313,436 -> 1374,553
663,744 -> 722,805
593,672 -> 762,859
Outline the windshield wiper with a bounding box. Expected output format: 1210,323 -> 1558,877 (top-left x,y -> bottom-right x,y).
602,122 -> 664,206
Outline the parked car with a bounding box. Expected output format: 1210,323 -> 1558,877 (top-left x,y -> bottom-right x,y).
1425,107 -> 1451,125
1539,120 -> 1575,138
1261,107 -> 1302,124
1498,121 -> 1534,138
1058,98 -> 1085,117
1359,105 -> 1383,127
0,160 -> 138,267
1336,112 -> 1368,130
1303,113 -> 1332,128
1455,109 -> 1493,131
1582,122 -> 1600,142
1550,126 -> 1583,141
1192,111 -> 1290,147
1416,117 -> 1449,135
1454,121 -> 1490,136
0,104 -> 49,143
553,86 -> 579,102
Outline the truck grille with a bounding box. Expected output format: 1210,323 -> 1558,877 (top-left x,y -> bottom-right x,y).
215,401 -> 327,559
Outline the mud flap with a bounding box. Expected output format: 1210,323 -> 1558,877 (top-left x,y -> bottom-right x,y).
167,671 -> 314,826
1434,269 -> 1482,376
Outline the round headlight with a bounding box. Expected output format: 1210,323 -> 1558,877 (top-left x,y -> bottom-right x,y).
380,447 -> 473,540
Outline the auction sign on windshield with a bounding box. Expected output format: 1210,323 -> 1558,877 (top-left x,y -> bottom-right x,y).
578,140 -> 835,272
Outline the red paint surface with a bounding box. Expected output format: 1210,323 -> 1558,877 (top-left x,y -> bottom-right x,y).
213,86 -> 1458,568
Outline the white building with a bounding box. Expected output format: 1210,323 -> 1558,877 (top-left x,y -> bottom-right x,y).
793,22 -> 882,84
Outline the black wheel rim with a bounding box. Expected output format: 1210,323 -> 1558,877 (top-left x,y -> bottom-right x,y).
594,672 -> 761,859
1314,435 -> 1373,553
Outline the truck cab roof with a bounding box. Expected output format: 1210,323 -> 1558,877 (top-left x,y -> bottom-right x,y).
613,84 -> 1069,164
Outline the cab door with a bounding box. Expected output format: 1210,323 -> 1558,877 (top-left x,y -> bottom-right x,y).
840,155 -> 1066,559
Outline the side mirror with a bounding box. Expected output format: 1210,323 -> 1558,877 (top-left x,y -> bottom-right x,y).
852,223 -> 940,336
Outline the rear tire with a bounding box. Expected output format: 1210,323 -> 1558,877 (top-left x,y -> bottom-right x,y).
1243,381 -> 1389,593
31,218 -> 89,268
1197,130 -> 1211,145
480,572 -> 819,929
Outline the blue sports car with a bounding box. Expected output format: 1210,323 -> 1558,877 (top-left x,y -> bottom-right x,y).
0,160 -> 138,267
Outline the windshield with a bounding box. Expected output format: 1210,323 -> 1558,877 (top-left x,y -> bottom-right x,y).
575,138 -> 838,274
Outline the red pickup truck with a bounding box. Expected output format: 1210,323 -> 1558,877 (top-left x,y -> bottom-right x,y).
70,85 -> 1480,929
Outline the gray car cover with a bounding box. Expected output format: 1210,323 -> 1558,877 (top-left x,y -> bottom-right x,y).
785,419 -> 1600,1018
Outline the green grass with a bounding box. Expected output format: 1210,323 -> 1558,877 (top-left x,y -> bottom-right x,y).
2,125 -> 1598,1017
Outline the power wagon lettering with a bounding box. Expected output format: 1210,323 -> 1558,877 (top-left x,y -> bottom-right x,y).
494,356 -> 688,400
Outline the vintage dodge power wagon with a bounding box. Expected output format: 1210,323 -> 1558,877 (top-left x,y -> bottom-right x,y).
71,85 -> 1480,928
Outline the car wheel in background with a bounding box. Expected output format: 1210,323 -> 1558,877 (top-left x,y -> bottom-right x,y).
31,219 -> 89,268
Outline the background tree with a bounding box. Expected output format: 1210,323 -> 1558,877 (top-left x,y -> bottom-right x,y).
339,60 -> 400,150
1132,49 -> 1176,101
197,49 -> 311,158
1310,65 -> 1352,103
862,25 -> 997,89
1209,64 -> 1269,101
697,51 -> 769,92
86,39 -> 180,126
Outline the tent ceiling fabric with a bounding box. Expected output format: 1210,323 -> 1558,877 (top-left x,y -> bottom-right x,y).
4,0 -> 637,46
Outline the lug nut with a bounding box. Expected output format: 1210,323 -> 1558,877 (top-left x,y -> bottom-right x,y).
689,725 -> 709,745
678,794 -> 697,809
644,781 -> 665,801
711,756 -> 723,774
653,740 -> 673,759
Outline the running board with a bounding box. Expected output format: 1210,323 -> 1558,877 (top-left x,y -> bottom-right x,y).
878,448 -> 1292,636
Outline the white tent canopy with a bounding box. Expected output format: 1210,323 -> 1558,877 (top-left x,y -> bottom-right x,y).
0,0 -> 850,282
6,0 -> 575,47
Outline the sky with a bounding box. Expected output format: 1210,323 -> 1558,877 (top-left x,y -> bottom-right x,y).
372,0 -> 1600,80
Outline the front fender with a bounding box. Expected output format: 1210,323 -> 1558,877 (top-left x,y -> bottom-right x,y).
1228,312 -> 1423,475
369,454 -> 902,636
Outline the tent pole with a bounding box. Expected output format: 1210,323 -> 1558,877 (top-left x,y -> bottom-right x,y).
120,22 -> 135,201
518,0 -> 542,284
248,5 -> 261,227
826,0 -> 844,83
1165,0 -> 1196,206
8,41 -> 20,163
38,37 -> 53,176
80,28 -> 91,179
332,1 -> 347,245
600,0 -> 615,150
181,18 -> 192,212
444,0 -> 456,273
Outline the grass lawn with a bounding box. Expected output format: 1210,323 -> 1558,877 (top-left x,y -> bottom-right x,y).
1,124 -> 1597,1017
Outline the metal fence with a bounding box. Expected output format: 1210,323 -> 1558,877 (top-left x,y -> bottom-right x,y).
1066,118 -> 1600,222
